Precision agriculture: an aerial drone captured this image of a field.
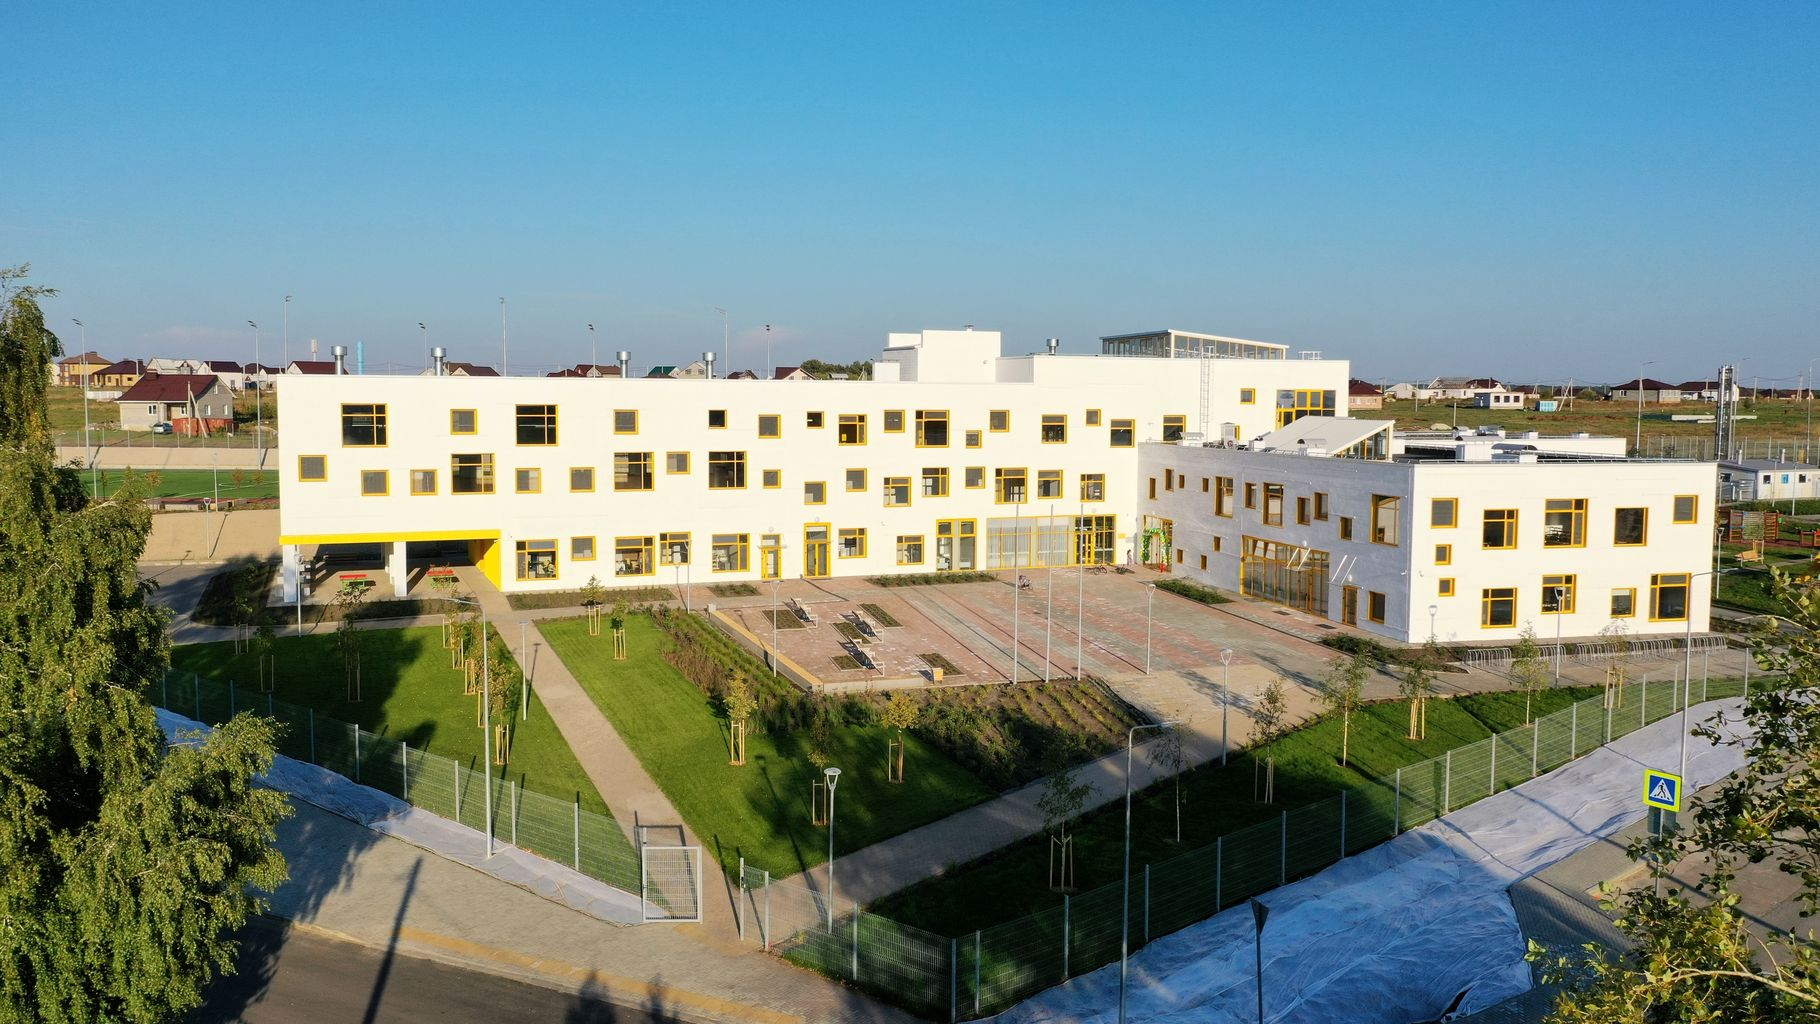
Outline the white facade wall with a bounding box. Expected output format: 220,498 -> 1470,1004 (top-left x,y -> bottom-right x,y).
276,330 -> 1349,593
1142,444 -> 1716,643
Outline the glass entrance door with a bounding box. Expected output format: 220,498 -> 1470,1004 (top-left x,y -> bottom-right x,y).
1341,585 -> 1358,625
804,524 -> 831,579
760,534 -> 781,580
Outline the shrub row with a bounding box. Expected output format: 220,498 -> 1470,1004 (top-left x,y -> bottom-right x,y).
1154,577 -> 1230,605
868,571 -> 998,588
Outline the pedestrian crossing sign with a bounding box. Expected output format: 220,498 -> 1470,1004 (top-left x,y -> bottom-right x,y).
1643,769 -> 1682,812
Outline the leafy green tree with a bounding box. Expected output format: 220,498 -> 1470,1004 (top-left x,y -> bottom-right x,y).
1253,677 -> 1290,804
724,673 -> 757,766
1537,568 -> 1820,1019
1400,654 -> 1437,740
0,265 -> 289,1022
1318,649 -> 1371,767
881,691 -> 919,781
1510,626 -> 1550,725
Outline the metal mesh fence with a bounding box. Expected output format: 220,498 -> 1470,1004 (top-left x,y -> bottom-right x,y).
157,671 -> 644,904
731,664 -> 1763,1020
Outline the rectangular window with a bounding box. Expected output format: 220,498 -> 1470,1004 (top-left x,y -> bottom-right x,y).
1483,509 -> 1518,549
360,469 -> 389,496
1110,419 -> 1135,447
897,534 -> 925,565
1614,507 -> 1648,545
614,536 -> 654,577
450,454 -> 495,494
845,468 -> 867,491
965,430 -> 983,448
1438,577 -> 1456,597
613,409 -> 638,435
1200,554 -> 1208,570
1481,587 -> 1517,628
708,451 -> 747,489
882,410 -> 905,433
450,409 -> 477,435
838,528 -> 867,558
1371,495 -> 1401,545
665,451 -> 690,474
922,467 -> 950,497
516,404 -> 558,445
996,468 -> 1028,504
1085,409 -> 1102,426
570,467 -> 595,492
1673,495 -> 1698,523
1368,591 -> 1386,623
298,455 -> 327,482
758,414 -> 781,438
1163,414 -> 1186,441
410,468 -> 437,495
1436,543 -> 1452,565
711,533 -> 750,572
341,403 -> 387,446
1212,535 -> 1223,553
1041,414 -> 1067,443
516,539 -> 558,580
1543,498 -> 1587,547
806,411 -> 824,429
614,452 -> 654,491
804,481 -> 826,504
762,469 -> 781,489
1244,482 -> 1257,509
659,532 -> 690,566
1611,587 -> 1636,617
515,467 -> 541,494
1339,516 -> 1354,541
571,536 -> 597,561
1239,388 -> 1256,404
1431,498 -> 1458,528
1313,492 -> 1329,521
838,414 -> 867,445
1175,548 -> 1184,564
1149,478 -> 1158,501
1651,573 -> 1690,621
708,409 -> 727,428
989,410 -> 1010,432
964,467 -> 986,489
1164,469 -> 1175,492
1542,574 -> 1577,613
1263,484 -> 1285,526
915,410 -> 950,447
1215,477 -> 1234,517
1037,469 -> 1063,499
1202,478 -> 1210,493
1296,496 -> 1311,525
1081,473 -> 1105,502
884,476 -> 912,506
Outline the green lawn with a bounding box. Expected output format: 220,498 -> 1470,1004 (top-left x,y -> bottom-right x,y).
1718,566 -> 1820,615
169,626 -> 610,817
91,468 -> 278,500
870,686 -> 1605,935
541,614 -> 997,877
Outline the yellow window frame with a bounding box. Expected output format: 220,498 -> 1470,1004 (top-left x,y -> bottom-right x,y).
757,413 -> 782,439
515,467 -> 542,494
804,481 -> 827,505
1438,577 -> 1456,597
988,410 -> 1010,433
569,466 -> 596,493
298,454 -> 327,482
409,468 -> 437,496
1040,414 -> 1067,444
659,532 -> 691,566
1480,587 -> 1518,628
360,469 -> 389,496
450,408 -> 478,435
613,409 -> 638,435
665,451 -> 691,474
915,409 -> 950,447
838,413 -> 867,446
845,467 -> 868,492
571,536 -> 597,561
762,469 -> 782,489
883,409 -> 906,433
1673,495 -> 1699,523
896,534 -> 926,565
1431,498 -> 1458,528
837,527 -> 867,558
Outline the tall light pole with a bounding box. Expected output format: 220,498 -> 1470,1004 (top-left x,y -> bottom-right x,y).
72,319 -> 96,497
1219,648 -> 1234,766
1045,504 -> 1055,684
587,323 -> 597,370
247,321 -> 262,455
1121,720 -> 1182,1024
713,307 -> 728,371
824,766 -> 842,928
771,577 -> 782,678
418,323 -> 427,371
1552,585 -> 1566,685
1428,603 -> 1438,642
1144,583 -> 1157,675
1806,358 -> 1819,461
518,621 -> 530,721
499,296 -> 508,376
764,323 -> 773,380
1679,570 -> 1716,786
1635,360 -> 1657,455
282,294 -> 291,368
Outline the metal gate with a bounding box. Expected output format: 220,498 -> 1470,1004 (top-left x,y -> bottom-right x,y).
640,844 -> 703,923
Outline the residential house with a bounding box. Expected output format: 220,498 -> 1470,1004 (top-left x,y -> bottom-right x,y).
287,360 -> 339,376
445,361 -> 500,377
57,351 -> 114,387
1347,379 -> 1384,411
1677,379 -> 1741,403
1472,390 -> 1524,409
545,363 -> 623,379
1719,459 -> 1820,502
200,360 -> 247,390
94,359 -> 148,391
773,365 -> 816,381
116,374 -> 235,433
646,360 -> 709,380
1610,378 -> 1682,404
1384,382 -> 1421,401
726,369 -> 759,380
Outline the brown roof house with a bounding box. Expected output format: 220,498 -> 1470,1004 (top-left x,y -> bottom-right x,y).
1347,379 -> 1384,411
57,351 -> 114,387
116,374 -> 235,434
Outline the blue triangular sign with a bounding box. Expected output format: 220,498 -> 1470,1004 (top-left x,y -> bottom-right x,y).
1650,778 -> 1675,803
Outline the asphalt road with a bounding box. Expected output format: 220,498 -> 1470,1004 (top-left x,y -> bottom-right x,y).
191,916 -> 675,1024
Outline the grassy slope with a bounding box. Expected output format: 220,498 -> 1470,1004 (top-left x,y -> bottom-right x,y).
93,468 -> 278,499
541,615 -> 996,877
871,686 -> 1603,935
169,626 -> 610,816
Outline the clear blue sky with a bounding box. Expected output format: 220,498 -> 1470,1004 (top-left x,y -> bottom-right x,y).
6,2 -> 1816,383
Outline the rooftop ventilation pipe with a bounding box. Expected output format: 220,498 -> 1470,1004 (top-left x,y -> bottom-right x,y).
431,347 -> 447,376
703,351 -> 716,379
330,345 -> 348,375
1046,337 -> 1059,355
617,350 -> 631,378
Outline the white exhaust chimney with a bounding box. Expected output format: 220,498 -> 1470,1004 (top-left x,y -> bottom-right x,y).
1045,337 -> 1060,355
617,350 -> 631,378
431,347 -> 447,376
330,345 -> 348,375
703,351 -> 716,379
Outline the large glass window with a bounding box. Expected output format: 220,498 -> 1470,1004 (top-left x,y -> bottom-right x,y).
1274,389 -> 1337,428
341,403 -> 387,446
1481,587 -> 1517,628
897,534 -> 925,565
1163,414 -> 1186,441
515,404 -> 558,445
1542,574 -> 1577,613
450,454 -> 495,494
838,414 -> 866,445
1370,495 -> 1401,545
915,410 -> 949,447
1483,509 -> 1518,549
884,476 -> 911,506
1041,415 -> 1067,443
1544,498 -> 1587,547
1651,573 -> 1690,620
614,536 -> 654,577
708,451 -> 746,489
838,528 -> 867,558
1110,419 -> 1134,447
1614,507 -> 1648,545
1081,473 -> 1105,502
515,539 -> 557,580
995,468 -> 1027,504
614,452 -> 654,491
1264,484 -> 1285,526
711,533 -> 749,572
922,467 -> 950,497
1037,470 -> 1063,499
659,532 -> 690,565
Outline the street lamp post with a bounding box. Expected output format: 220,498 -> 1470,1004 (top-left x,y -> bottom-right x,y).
282,295 -> 291,368
1635,360 -> 1657,455
764,323 -> 772,379
1144,583 -> 1156,675
247,321 -> 262,455
824,766 -> 842,929
588,323 -> 597,369
1121,720 -> 1182,1023
1428,603 -> 1438,643
1552,586 -> 1567,686
771,578 -> 782,679
419,322 -> 427,371
1219,648 -> 1234,766
518,620 -> 530,721
713,307 -> 728,371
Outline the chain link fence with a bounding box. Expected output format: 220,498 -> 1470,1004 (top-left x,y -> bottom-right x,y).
159,670 -> 643,896
739,667 -> 1760,1020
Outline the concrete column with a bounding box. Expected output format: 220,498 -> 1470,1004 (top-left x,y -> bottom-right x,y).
281,544 -> 301,603
388,540 -> 408,596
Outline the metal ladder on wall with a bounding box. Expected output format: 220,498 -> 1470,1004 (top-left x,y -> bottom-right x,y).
1197,355 -> 1212,440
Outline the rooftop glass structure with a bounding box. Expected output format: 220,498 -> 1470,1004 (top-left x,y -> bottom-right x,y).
1099,329 -> 1287,360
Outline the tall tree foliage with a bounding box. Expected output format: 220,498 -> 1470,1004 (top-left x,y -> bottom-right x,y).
0,266 -> 290,1022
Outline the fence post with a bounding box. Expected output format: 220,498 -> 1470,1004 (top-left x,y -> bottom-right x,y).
738,857 -> 746,942
974,930 -> 982,1017
950,938 -> 959,1024
1062,895 -> 1071,979
309,707 -> 316,762
401,742 -> 410,801
1144,864 -> 1151,944
1641,676 -> 1647,729
764,870 -> 772,952
572,798 -> 581,870
1442,749 -> 1452,814
1532,720 -> 1540,778
851,909 -> 860,981
1394,768 -> 1402,834
1604,697 -> 1612,744
510,780 -> 518,847
1339,790 -> 1348,858
1488,734 -> 1497,795
453,761 -> 461,819
1279,811 -> 1288,885
1215,835 -> 1223,909
354,727 -> 361,782
1571,701 -> 1578,758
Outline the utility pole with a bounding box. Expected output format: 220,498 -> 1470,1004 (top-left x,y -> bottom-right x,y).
419,323 -> 427,371
714,307 -> 729,372
500,296 -> 508,376
247,321 -> 262,457
282,295 -> 291,368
